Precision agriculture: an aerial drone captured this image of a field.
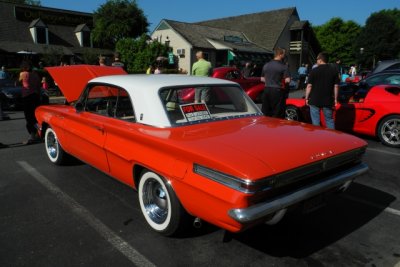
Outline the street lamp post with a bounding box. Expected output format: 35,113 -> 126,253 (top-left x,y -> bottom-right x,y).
165,36 -> 170,49
359,47 -> 364,71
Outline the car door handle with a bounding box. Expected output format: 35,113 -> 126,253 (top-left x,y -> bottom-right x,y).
91,125 -> 104,134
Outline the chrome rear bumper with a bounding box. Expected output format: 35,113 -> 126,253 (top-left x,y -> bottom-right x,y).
228,162 -> 368,223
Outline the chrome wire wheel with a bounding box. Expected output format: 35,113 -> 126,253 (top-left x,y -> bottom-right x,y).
138,172 -> 172,232
378,116 -> 400,147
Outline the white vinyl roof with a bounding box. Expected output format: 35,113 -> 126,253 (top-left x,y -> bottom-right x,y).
88,74 -> 239,127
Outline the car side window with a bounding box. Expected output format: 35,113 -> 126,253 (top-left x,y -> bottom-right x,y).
367,74 -> 400,87
225,70 -> 240,80
114,90 -> 135,121
386,74 -> 400,85
85,86 -> 113,115
83,85 -> 135,122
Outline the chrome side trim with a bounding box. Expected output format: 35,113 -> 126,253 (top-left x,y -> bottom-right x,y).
228,162 -> 368,223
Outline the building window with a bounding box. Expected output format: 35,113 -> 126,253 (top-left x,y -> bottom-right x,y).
29,19 -> 48,45
203,52 -> 210,61
82,31 -> 91,47
36,27 -> 47,44
75,24 -> 92,48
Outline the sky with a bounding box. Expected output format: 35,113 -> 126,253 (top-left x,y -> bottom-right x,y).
40,0 -> 400,32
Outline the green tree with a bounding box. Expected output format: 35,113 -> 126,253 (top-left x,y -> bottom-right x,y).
356,9 -> 400,69
92,0 -> 149,49
313,18 -> 361,66
3,0 -> 41,5
380,8 -> 400,27
116,34 -> 170,73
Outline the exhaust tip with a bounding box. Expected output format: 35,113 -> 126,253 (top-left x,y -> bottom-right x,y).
339,180 -> 353,192
265,209 -> 287,225
193,217 -> 202,228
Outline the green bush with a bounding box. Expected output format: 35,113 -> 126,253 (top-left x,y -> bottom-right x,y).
116,34 -> 174,73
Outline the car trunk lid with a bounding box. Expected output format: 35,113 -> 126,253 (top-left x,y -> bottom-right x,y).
167,116 -> 367,181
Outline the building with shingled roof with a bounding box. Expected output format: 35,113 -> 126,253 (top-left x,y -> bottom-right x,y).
0,1 -> 112,68
152,7 -> 320,75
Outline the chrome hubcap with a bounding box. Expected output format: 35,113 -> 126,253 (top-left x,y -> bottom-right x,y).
142,178 -> 168,224
46,131 -> 58,159
286,108 -> 298,121
381,119 -> 400,145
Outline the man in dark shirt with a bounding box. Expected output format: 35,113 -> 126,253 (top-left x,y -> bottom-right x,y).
305,52 -> 339,129
332,58 -> 342,81
260,47 -> 291,118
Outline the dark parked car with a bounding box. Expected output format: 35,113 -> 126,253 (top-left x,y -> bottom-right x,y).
0,85 -> 23,110
0,79 -> 21,110
0,78 -> 51,110
370,59 -> 400,75
339,70 -> 400,101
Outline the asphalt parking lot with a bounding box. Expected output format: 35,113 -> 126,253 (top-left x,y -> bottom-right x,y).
1,107 -> 400,267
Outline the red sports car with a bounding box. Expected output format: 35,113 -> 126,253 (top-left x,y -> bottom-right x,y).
286,81 -> 400,148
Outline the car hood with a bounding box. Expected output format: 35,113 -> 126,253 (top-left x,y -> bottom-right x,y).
161,116 -> 367,180
46,65 -> 127,102
1,86 -> 22,95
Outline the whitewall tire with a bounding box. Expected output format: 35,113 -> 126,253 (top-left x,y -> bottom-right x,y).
138,171 -> 186,236
44,127 -> 68,165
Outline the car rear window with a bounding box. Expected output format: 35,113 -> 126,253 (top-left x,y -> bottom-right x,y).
159,85 -> 262,126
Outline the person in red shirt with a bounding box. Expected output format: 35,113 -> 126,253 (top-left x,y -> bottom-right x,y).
19,61 -> 41,143
41,76 -> 48,90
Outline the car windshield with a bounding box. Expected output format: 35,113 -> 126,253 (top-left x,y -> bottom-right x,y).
366,73 -> 400,87
159,85 -> 262,126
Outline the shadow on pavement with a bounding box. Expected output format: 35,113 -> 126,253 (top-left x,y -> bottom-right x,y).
229,182 -> 395,258
1,117 -> 26,121
0,141 -> 42,149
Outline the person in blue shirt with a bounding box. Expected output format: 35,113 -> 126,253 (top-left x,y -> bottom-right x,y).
0,66 -> 8,79
0,66 -> 10,121
297,63 -> 308,90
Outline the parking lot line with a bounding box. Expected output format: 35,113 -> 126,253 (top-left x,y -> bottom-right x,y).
17,161 -> 156,267
367,147 -> 400,157
343,195 -> 400,217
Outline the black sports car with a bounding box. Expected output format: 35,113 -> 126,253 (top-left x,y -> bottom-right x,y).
0,79 -> 52,110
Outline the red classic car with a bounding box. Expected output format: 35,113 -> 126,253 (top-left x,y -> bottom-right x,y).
181,67 -> 265,103
212,67 -> 265,102
36,65 -> 368,236
286,73 -> 400,147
